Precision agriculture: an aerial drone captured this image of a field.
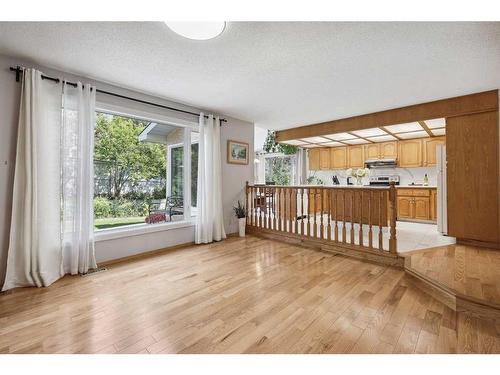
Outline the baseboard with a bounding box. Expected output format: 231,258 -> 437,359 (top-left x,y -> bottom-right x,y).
456,238 -> 500,250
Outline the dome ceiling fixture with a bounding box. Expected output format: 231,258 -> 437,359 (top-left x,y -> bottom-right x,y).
165,21 -> 226,40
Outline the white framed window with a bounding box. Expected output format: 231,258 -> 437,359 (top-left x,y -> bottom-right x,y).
93,102 -> 199,235
256,152 -> 298,185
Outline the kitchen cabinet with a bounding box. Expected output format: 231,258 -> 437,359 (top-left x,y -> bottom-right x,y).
330,147 -> 347,169
308,148 -> 320,170
363,141 -> 398,160
398,139 -> 422,167
347,145 -> 364,168
380,141 -> 398,159
319,148 -> 330,170
396,188 -> 436,222
364,144 -> 380,160
423,136 -> 446,166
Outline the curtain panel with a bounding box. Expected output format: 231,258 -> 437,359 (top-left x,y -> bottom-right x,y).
195,113 -> 226,244
2,69 -> 96,291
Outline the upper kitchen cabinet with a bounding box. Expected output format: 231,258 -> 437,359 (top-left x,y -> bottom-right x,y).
308,148 -> 320,170
380,141 -> 398,159
363,141 -> 398,160
398,139 -> 422,167
330,147 -> 347,169
347,145 -> 364,168
364,144 -> 380,160
423,136 -> 446,166
319,148 -> 331,170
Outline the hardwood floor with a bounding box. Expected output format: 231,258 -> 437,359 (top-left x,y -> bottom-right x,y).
0,236 -> 499,354
406,244 -> 500,308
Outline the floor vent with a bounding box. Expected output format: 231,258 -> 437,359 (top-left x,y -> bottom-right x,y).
81,267 -> 107,277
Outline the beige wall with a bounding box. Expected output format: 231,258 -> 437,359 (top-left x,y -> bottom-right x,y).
0,54 -> 254,283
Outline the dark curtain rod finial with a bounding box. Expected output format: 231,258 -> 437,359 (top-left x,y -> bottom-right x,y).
9,65 -> 227,123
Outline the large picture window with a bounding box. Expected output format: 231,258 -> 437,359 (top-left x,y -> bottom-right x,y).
93,112 -> 197,231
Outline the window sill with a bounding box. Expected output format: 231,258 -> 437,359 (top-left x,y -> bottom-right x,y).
94,219 -> 196,242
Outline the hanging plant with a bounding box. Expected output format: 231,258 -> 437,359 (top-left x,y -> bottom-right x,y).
263,130 -> 298,155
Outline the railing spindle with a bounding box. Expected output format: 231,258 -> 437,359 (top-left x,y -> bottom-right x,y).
342,190 -> 346,243
300,188 -> 305,237
334,190 -> 339,242
368,190 -> 373,249
327,189 -> 332,241
320,188 -> 324,239
389,182 -> 397,254
359,190 -> 363,247
378,190 -> 383,250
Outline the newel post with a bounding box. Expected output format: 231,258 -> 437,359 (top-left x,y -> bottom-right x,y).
389,181 -> 397,254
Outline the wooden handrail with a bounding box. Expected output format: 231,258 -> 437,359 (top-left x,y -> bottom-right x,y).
245,181 -> 398,255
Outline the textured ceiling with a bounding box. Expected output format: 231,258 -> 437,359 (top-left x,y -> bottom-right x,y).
1,22 -> 499,129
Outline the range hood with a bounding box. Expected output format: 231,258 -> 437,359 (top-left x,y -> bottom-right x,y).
365,158 -> 397,169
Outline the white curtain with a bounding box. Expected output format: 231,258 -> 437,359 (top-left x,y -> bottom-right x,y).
61,82 -> 97,275
2,69 -> 96,291
195,113 -> 226,244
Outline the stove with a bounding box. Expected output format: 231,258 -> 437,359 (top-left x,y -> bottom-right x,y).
369,175 -> 400,186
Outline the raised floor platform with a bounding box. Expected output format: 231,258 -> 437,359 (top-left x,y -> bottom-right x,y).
404,244 -> 500,320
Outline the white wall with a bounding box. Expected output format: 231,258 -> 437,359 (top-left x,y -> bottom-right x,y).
0,54 -> 254,281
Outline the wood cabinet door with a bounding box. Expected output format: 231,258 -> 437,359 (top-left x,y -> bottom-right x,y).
397,197 -> 413,219
347,146 -> 364,168
423,136 -> 446,166
319,148 -> 331,170
398,139 -> 422,167
414,197 -> 430,220
364,144 -> 380,160
308,148 -> 320,170
380,141 -> 398,159
430,189 -> 437,221
330,147 -> 347,169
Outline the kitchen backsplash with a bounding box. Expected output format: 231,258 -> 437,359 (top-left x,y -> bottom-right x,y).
311,167 -> 438,186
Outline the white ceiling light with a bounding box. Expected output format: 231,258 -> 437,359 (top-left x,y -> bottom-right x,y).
165,22 -> 226,40
351,128 -> 387,137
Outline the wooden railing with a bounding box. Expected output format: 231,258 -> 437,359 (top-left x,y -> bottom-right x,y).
245,182 -> 398,254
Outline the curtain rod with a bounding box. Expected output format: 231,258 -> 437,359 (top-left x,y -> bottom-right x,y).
9,66 -> 227,123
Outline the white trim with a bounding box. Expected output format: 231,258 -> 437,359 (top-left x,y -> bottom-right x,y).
96,101 -> 198,129
183,127 -> 192,219
94,219 -> 195,242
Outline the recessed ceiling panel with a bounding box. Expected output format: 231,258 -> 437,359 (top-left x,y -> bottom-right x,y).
343,138 -> 370,145
431,128 -> 446,136
319,141 -> 344,147
299,136 -> 331,143
281,140 -> 309,146
366,134 -> 397,142
425,118 -> 446,129
324,132 -> 357,141
384,122 -> 423,133
396,130 -> 429,139
301,144 -> 325,148
351,128 -> 387,137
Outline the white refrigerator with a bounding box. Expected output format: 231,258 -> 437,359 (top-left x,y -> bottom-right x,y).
436,144 -> 447,234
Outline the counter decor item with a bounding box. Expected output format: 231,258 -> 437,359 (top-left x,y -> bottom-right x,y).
233,200 -> 247,237
346,168 -> 370,185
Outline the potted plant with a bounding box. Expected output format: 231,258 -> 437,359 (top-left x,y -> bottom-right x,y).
233,201 -> 247,237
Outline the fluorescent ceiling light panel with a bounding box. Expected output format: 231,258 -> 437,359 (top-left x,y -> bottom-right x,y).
299,136 -> 331,143
351,128 -> 387,137
431,128 -> 446,136
281,140 -> 308,146
396,130 -> 429,139
165,21 -> 226,40
319,141 -> 344,147
301,144 -> 324,148
343,138 -> 370,145
384,122 -> 423,133
324,132 -> 357,141
425,118 -> 446,129
366,135 -> 397,142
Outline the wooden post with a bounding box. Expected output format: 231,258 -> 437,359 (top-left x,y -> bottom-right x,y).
389,181 -> 398,254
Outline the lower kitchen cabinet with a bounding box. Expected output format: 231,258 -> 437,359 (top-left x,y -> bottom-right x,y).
396,188 -> 435,222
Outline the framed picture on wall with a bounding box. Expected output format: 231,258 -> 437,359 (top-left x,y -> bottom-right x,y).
227,140 -> 249,165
